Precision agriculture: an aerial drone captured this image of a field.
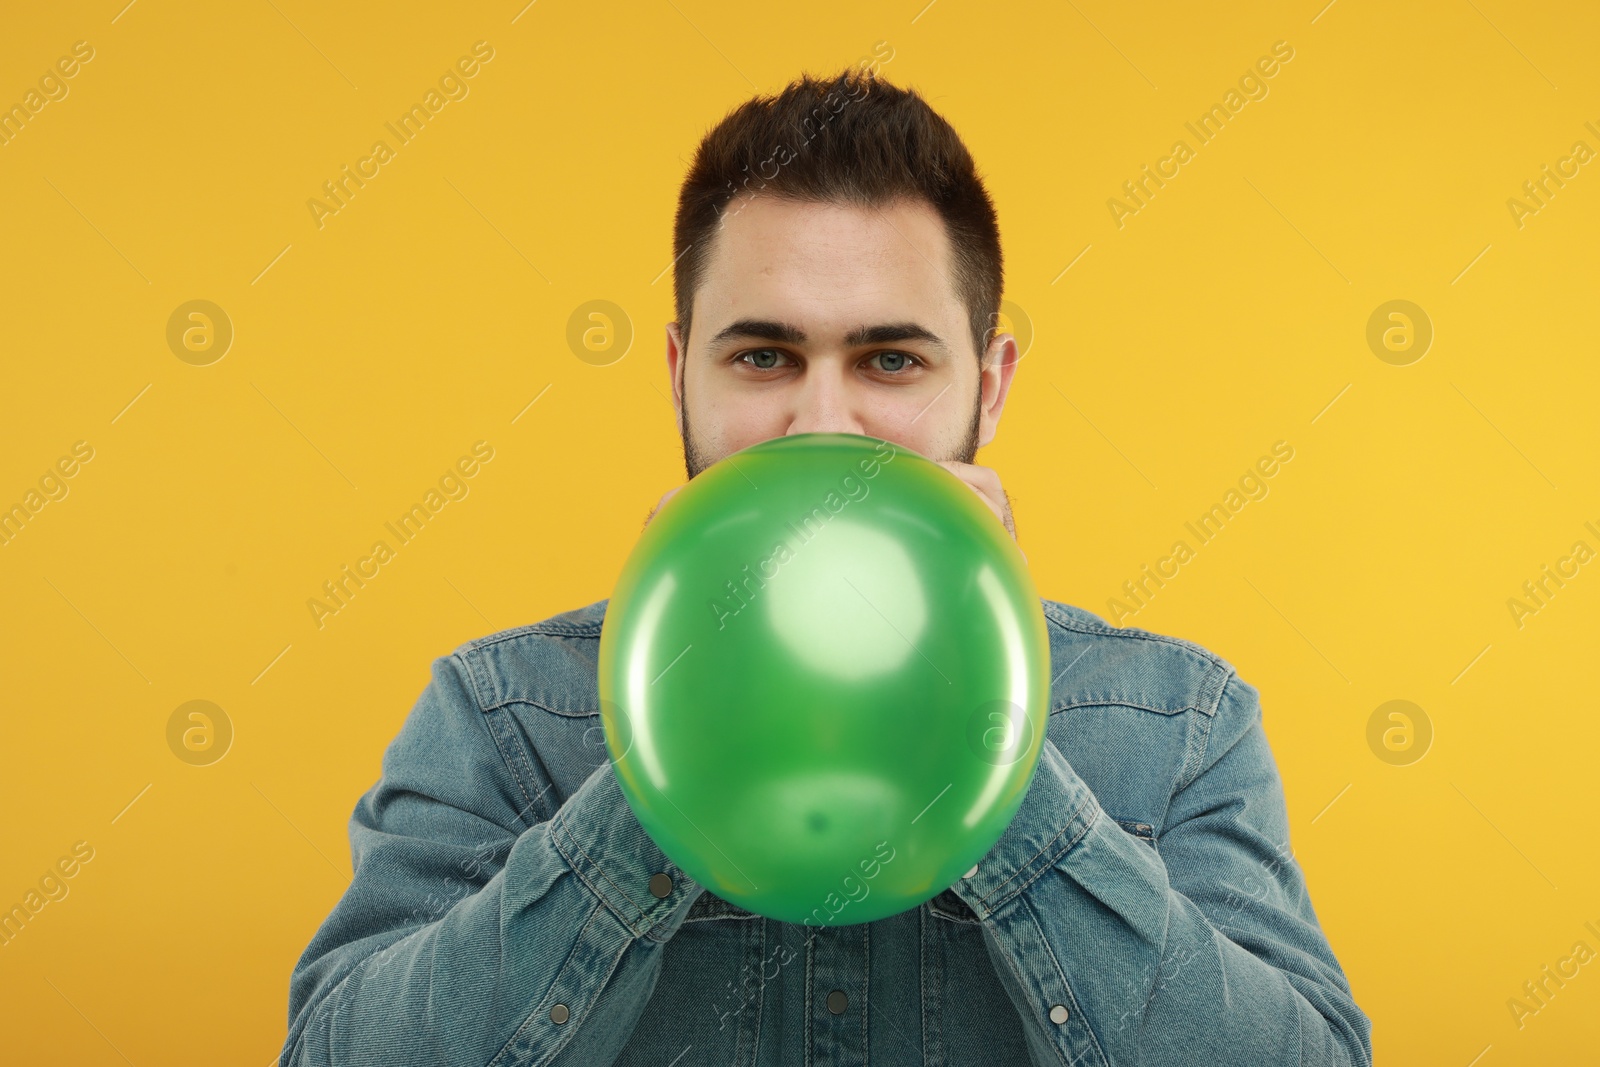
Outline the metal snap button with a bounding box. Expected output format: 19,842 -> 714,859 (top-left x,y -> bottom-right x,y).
1049,1004 -> 1069,1024
550,1003 -> 570,1024
648,872 -> 673,898
826,989 -> 848,1014
963,864 -> 979,878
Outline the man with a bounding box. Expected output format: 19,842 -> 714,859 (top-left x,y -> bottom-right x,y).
280,66 -> 1372,1066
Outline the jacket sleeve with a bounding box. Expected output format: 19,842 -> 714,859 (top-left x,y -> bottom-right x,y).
948,669 -> 1372,1067
278,652 -> 706,1067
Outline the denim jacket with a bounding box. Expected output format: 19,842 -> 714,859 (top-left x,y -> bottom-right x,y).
279,597 -> 1372,1066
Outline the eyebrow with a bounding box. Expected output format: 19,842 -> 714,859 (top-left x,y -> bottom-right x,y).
706,318 -> 951,355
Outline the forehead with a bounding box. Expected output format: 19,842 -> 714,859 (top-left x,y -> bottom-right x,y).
693,195 -> 962,338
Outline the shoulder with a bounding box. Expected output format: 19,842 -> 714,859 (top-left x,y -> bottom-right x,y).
1039,598 -> 1271,803
1039,597 -> 1254,723
442,598 -> 610,717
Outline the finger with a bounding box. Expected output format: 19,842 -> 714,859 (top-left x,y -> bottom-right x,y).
964,482 -> 1008,530
935,461 -> 1003,513
935,461 -> 1017,544
644,486 -> 684,528
936,460 -> 1002,494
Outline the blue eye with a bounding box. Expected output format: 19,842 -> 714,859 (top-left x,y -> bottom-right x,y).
875,351 -> 918,373
737,349 -> 788,370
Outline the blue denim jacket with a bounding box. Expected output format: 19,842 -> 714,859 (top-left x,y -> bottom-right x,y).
279,597 -> 1372,1066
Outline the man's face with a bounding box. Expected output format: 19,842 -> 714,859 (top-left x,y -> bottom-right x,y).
665,195 -> 1018,480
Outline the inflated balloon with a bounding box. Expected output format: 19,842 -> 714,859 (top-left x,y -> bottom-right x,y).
598,432 -> 1048,926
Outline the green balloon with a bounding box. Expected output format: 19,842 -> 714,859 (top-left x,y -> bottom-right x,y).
599,432 -> 1048,926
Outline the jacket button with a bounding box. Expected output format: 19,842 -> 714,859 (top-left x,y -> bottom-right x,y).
1049,1004 -> 1069,1024
963,864 -> 979,878
550,1004 -> 570,1024
826,989 -> 848,1014
648,873 -> 673,898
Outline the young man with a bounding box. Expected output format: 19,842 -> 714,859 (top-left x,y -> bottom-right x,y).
280,67 -> 1372,1066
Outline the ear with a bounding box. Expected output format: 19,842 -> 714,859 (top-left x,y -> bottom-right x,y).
976,330 -> 1020,449
665,322 -> 687,426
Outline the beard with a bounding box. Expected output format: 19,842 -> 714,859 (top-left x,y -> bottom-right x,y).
678,372 -> 984,480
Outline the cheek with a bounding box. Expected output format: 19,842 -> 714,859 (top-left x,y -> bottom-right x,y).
692,388 -> 775,452
872,389 -> 969,455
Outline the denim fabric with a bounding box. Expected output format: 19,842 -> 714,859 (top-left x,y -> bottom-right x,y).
280,597 -> 1372,1066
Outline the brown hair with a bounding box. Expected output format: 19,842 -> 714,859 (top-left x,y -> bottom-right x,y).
672,62 -> 1003,362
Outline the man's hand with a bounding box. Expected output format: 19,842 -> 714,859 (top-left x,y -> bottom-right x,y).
935,460 -> 1025,563
643,486 -> 682,529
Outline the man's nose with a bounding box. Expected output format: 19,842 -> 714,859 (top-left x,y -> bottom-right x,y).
786,364 -> 867,437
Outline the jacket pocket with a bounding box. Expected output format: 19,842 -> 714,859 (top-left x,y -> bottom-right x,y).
683,890 -> 762,923
925,886 -> 980,924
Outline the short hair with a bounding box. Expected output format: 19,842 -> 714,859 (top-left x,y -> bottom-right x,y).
672,65 -> 1003,362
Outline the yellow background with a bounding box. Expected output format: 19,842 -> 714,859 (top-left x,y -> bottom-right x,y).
2,0 -> 1596,1062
